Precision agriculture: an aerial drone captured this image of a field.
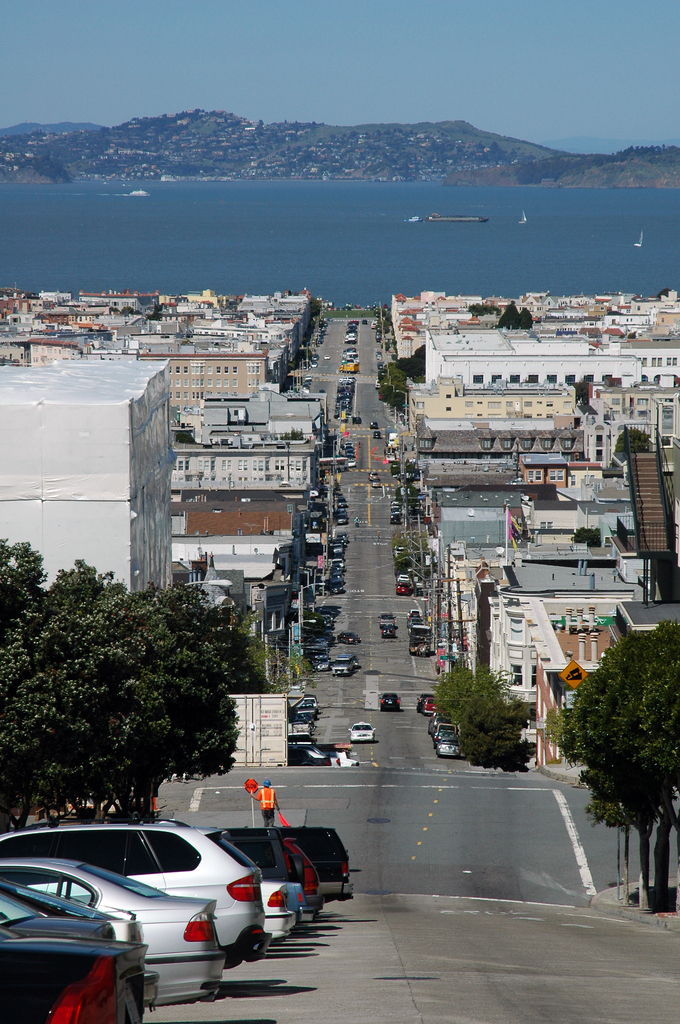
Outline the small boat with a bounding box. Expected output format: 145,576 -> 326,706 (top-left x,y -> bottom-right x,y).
129,189 -> 149,196
519,210 -> 527,224
634,230 -> 643,247
404,216 -> 423,222
426,213 -> 489,222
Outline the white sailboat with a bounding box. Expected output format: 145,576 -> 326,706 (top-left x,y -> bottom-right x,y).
634,229 -> 643,247
519,210 -> 527,224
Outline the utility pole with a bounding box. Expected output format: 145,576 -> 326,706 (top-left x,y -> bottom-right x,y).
455,573 -> 465,667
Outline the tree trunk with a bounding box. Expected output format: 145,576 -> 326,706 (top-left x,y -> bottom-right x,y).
638,818 -> 653,910
653,808 -> 671,912
624,827 -> 630,906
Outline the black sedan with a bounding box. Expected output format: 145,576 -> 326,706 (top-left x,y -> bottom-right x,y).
337,631 -> 361,645
380,692 -> 401,711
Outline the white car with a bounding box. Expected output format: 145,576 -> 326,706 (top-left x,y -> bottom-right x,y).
349,722 -> 376,743
331,751 -> 359,767
324,354 -> 331,359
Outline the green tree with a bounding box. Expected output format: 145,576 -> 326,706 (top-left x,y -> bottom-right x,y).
614,427 -> 650,454
460,694 -> 535,772
468,304 -> 500,317
559,624 -> 680,911
519,307 -> 533,329
0,559 -> 265,825
574,379 -> 591,406
395,345 -> 426,380
572,527 -> 601,546
434,663 -> 506,726
0,540 -> 46,643
498,302 -> 521,329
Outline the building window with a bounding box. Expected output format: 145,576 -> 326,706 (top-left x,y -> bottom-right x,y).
565,374 -> 575,384
511,664 -> 523,687
502,438 -> 513,450
521,438 -> 533,450
492,374 -> 502,383
416,401 -> 424,410
465,401 -> 474,408
510,618 -> 523,641
510,375 -> 520,384
541,438 -> 552,450
596,449 -> 603,461
176,460 -> 183,470
420,439 -> 433,449
446,406 -> 451,411
583,374 -> 594,383
445,393 -> 452,399
641,358 -> 647,367
481,438 -> 494,450
216,366 -> 221,373
524,401 -> 533,408
174,366 -> 180,374
548,469 -> 563,481
526,374 -> 539,384
595,434 -> 603,444
562,438 -> 573,450
547,374 -> 557,384
489,401 -> 501,409
473,374 -> 484,384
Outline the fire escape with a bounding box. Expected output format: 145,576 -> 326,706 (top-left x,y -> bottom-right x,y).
615,426 -> 675,601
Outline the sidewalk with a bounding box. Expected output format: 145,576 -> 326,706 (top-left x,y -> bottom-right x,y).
591,883 -> 680,931
535,759 -> 586,786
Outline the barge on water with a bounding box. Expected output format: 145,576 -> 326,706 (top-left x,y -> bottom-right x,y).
426,212 -> 489,222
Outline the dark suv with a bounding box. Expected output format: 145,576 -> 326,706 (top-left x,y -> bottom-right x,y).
380,692 -> 401,712
277,827 -> 352,902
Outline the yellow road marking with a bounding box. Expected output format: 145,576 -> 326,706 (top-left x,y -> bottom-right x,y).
434,799 -> 438,803
423,827 -> 428,831
367,502 -> 371,526
417,841 -> 422,846
428,812 -> 433,817
411,855 -> 416,860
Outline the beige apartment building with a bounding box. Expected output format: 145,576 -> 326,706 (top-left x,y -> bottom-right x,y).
409,377 -> 576,430
141,351 -> 268,404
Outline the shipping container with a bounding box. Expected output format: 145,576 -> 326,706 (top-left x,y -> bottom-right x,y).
232,694 -> 288,767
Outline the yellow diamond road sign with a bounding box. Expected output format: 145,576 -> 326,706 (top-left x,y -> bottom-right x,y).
559,659 -> 588,688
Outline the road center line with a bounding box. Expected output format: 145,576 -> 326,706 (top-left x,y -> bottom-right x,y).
188,787 -> 204,811
553,790 -> 596,896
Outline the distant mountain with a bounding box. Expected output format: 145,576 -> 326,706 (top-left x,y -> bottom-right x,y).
0,121 -> 104,137
542,135 -> 680,154
444,145 -> 680,188
0,109 -> 560,184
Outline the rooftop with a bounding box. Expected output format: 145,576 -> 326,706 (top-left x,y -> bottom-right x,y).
0,361 -> 166,403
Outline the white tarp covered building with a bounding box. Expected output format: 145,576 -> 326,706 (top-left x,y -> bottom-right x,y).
0,361 -> 172,589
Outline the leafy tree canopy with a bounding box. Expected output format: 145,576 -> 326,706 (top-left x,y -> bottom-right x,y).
572,527 -> 601,546
614,427 -> 650,453
459,694 -> 535,772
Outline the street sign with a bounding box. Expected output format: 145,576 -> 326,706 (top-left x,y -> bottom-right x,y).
559,659 -> 589,688
244,778 -> 258,794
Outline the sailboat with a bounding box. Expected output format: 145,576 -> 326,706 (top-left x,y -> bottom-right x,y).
519,210 -> 527,224
634,230 -> 643,247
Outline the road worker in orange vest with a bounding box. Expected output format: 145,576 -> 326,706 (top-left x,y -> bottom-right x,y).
251,779 -> 279,826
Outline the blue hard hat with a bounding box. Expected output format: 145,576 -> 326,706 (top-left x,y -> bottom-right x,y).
263,779 -> 272,787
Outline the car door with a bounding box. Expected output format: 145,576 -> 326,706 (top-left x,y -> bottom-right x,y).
142,830 -> 203,900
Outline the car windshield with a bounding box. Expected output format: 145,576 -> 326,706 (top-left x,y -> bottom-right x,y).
79,864 -> 166,898
352,724 -> 371,730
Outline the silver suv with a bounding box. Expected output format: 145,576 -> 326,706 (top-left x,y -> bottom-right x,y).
0,820 -> 269,969
332,654 -> 357,676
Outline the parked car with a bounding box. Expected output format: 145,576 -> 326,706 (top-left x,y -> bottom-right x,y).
328,583 -> 345,594
429,712 -> 451,738
380,693 -> 401,712
0,928 -> 147,1024
349,722 -> 376,743
0,820 -> 270,971
287,744 -> 332,766
436,735 -> 461,758
296,695 -> 320,717
0,884 -> 117,943
422,696 -> 436,716
0,858 -> 224,1006
214,830 -> 295,942
278,826 -> 352,902
282,837 -> 323,921
416,692 -> 434,714
337,631 -> 361,645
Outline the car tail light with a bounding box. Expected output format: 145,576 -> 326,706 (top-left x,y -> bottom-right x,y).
184,911 -> 216,942
267,889 -> 286,908
341,860 -> 349,877
303,863 -> 318,895
47,955 -> 117,1024
227,875 -> 261,903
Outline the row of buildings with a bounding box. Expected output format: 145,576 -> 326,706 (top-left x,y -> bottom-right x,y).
392,291 -> 680,768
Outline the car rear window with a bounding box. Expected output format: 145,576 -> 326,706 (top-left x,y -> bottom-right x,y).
283,829 -> 345,861
145,831 -> 201,873
207,835 -> 259,870
228,840 -> 278,873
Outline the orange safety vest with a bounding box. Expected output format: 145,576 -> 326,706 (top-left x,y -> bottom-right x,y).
257,786 -> 276,810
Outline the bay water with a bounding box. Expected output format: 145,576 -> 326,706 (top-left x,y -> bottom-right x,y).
1,180 -> 679,304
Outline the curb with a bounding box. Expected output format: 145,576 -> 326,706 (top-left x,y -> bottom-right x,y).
590,889 -> 680,930
535,764 -> 586,787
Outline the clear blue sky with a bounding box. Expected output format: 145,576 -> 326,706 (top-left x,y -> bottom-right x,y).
2,0 -> 678,144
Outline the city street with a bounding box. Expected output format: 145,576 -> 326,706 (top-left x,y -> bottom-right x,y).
153,317 -> 673,1023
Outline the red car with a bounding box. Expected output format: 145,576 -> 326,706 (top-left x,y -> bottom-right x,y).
396,583 -> 412,596
422,697 -> 436,716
